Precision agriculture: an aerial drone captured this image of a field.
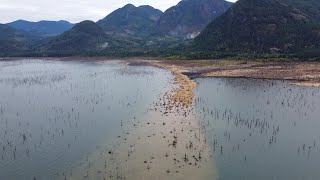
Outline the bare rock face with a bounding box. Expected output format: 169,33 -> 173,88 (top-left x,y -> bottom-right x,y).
154,0 -> 233,39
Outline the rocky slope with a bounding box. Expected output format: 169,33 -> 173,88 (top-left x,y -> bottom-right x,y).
97,4 -> 162,37
154,0 -> 233,39
195,0 -> 320,53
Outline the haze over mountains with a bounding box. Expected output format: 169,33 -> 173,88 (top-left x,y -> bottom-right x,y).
38,20 -> 150,55
1,0 -> 320,57
7,20 -> 74,37
9,0 -> 233,56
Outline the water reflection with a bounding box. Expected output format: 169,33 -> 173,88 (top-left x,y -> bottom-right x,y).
195,78 -> 320,180
0,59 -> 172,180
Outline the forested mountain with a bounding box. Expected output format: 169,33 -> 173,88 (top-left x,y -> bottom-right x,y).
0,24 -> 37,55
97,4 -> 162,37
195,0 -> 320,53
7,20 -> 74,37
37,20 -> 153,56
2,0 -> 320,57
38,21 -> 109,54
154,0 -> 233,39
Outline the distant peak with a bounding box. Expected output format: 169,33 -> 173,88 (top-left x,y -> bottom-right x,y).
123,4 -> 135,8
71,20 -> 105,34
138,5 -> 162,12
73,20 -> 97,29
58,20 -> 70,23
138,5 -> 152,8
8,19 -> 72,24
76,20 -> 96,25
11,19 -> 29,23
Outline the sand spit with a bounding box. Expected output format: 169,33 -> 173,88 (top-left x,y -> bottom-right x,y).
106,108 -> 216,180
166,67 -> 197,108
67,109 -> 216,180
126,60 -> 198,108
155,64 -> 197,109
102,61 -> 216,180
65,60 -> 216,180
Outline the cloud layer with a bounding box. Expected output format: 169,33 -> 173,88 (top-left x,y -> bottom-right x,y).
0,0 -> 237,23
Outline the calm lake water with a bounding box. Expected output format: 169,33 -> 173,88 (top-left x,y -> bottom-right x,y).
0,59 -> 172,180
195,78 -> 320,180
1,59 -> 320,180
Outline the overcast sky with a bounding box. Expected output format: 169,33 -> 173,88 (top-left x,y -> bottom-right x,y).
0,0 -> 237,24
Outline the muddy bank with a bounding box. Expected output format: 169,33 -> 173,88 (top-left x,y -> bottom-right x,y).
145,60 -> 320,87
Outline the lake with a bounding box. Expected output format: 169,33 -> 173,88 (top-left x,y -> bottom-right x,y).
195,78 -> 320,180
0,59 -> 172,179
0,59 -> 320,180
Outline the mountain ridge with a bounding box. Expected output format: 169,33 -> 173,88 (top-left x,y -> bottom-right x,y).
154,0 -> 233,39
7,20 -> 74,37
97,4 -> 163,37
0,24 -> 39,55
38,20 -> 108,54
194,0 -> 320,53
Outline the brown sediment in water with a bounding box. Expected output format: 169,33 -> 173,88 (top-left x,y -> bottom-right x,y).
156,64 -> 197,109
65,59 -> 216,180
104,61 -> 215,180
167,67 -> 197,108
108,111 -> 216,180
126,60 -> 198,108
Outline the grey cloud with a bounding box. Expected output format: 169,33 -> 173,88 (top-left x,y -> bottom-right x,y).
0,0 -> 237,23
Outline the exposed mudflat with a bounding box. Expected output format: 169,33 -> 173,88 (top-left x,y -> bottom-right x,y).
147,59 -> 320,87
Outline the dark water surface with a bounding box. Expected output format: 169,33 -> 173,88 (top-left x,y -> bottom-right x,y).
195,78 -> 320,180
0,59 -> 172,180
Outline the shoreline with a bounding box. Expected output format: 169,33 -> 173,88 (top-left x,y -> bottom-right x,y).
61,59 -> 216,180
112,60 -> 216,180
4,57 -> 320,88
141,59 -> 320,88
2,58 -> 319,179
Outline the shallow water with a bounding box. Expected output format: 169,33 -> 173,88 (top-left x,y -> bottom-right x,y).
1,59 -> 320,180
0,59 -> 172,180
195,78 -> 320,180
